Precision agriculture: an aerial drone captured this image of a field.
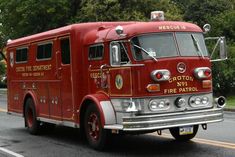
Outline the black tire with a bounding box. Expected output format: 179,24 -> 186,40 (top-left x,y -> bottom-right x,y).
24,98 -> 40,135
84,104 -> 109,150
169,125 -> 199,141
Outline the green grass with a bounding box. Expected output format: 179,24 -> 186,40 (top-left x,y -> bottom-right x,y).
226,96 -> 235,109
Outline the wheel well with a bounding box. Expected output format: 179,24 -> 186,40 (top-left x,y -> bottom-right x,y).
79,99 -> 94,130
23,94 -> 33,117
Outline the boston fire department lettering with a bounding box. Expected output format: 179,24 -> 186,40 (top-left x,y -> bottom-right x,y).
15,64 -> 52,77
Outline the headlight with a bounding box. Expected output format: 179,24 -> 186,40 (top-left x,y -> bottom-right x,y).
149,99 -> 170,111
201,96 -> 209,105
189,95 -> 210,107
195,97 -> 201,105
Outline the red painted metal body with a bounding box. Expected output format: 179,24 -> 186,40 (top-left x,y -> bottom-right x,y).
6,21 -> 215,129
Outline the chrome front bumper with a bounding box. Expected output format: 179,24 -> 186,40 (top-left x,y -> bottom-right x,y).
104,108 -> 223,131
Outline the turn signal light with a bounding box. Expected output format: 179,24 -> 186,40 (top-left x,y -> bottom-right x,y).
202,80 -> 212,89
147,84 -> 160,92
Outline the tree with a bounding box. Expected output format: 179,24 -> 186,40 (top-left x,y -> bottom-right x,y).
208,9 -> 235,95
0,0 -> 234,94
73,0 -> 183,22
0,0 -> 71,40
0,0 -> 183,41
174,0 -> 235,95
173,0 -> 233,26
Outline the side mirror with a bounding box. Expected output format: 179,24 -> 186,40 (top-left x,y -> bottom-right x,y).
111,44 -> 121,65
203,24 -> 211,34
219,37 -> 227,60
205,36 -> 227,62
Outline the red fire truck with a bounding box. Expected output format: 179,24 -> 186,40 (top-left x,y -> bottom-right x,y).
7,11 -> 227,150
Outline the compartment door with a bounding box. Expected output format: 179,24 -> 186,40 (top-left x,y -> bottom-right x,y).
58,37 -> 73,121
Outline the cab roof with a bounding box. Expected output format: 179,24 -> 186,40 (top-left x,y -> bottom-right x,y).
7,21 -> 202,47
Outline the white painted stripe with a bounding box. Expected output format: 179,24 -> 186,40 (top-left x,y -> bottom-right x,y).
0,147 -> 24,157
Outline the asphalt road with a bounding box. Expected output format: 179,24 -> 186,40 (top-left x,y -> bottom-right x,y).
0,94 -> 235,157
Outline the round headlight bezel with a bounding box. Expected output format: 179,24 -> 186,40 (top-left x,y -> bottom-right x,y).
149,99 -> 170,111
189,95 -> 211,108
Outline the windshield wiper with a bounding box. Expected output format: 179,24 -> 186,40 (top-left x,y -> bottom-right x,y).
130,42 -> 158,62
191,34 -> 205,59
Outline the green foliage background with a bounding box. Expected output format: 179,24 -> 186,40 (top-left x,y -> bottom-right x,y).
0,0 -> 234,95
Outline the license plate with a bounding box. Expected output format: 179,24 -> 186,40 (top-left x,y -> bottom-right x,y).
179,126 -> 193,135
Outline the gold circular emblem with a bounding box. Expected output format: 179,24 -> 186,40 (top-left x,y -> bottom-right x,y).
115,74 -> 123,90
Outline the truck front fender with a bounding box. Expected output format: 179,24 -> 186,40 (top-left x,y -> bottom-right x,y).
80,94 -> 116,127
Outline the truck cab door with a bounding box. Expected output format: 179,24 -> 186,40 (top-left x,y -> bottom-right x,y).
108,42 -> 132,96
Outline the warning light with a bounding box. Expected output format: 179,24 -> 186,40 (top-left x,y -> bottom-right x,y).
151,11 -> 164,21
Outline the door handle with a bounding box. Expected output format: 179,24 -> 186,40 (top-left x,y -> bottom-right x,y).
56,67 -> 62,79
100,64 -> 109,89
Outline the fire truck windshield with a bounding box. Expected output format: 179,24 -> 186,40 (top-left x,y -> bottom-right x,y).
131,32 -> 208,61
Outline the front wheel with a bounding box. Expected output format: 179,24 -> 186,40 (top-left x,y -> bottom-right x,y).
24,98 -> 40,135
169,125 -> 199,141
84,104 -> 109,150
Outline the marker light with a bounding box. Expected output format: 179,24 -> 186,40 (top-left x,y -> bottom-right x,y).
146,84 -> 160,92
202,80 -> 212,89
151,69 -> 171,81
194,67 -> 211,79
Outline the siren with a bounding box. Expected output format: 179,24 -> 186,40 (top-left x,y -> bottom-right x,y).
215,96 -> 226,108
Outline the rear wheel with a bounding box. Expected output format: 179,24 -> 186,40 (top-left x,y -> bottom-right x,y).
24,98 -> 40,135
169,125 -> 199,141
84,104 -> 109,150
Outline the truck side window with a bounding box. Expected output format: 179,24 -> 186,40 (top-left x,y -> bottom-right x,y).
89,44 -> 104,60
110,42 -> 129,66
120,43 -> 129,64
60,38 -> 70,64
16,47 -> 28,63
37,43 -> 52,60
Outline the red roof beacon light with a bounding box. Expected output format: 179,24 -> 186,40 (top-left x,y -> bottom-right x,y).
151,11 -> 164,21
